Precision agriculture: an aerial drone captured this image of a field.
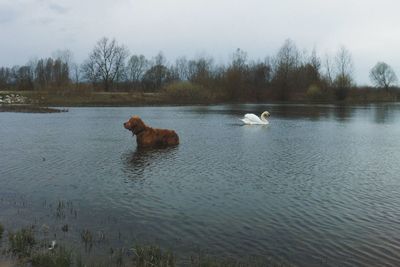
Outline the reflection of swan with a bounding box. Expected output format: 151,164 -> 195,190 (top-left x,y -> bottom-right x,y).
240,111 -> 270,125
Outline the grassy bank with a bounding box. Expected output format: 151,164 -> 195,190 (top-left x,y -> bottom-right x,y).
0,223 -> 288,267
1,88 -> 400,108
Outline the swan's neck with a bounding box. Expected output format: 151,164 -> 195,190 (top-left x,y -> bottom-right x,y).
261,114 -> 268,122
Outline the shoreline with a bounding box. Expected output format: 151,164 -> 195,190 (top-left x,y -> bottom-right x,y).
1,101 -> 397,114
0,90 -> 399,113
0,104 -> 68,113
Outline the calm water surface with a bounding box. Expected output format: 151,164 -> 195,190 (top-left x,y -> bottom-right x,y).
1,104 -> 400,266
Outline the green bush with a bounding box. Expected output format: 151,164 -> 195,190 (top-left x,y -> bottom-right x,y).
306,84 -> 322,100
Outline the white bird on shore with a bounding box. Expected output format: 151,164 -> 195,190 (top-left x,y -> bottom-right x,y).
240,111 -> 270,125
48,240 -> 57,250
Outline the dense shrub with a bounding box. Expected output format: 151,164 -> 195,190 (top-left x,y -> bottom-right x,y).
306,84 -> 322,100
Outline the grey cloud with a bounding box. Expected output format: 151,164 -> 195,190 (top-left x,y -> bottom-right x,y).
31,17 -> 55,25
0,7 -> 17,24
48,3 -> 69,14
1,0 -> 400,85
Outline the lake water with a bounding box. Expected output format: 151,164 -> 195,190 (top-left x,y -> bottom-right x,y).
1,104 -> 400,266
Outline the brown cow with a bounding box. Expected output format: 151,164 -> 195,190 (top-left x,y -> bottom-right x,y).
124,116 -> 179,148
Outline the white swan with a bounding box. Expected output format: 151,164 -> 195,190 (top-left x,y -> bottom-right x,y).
240,111 -> 270,125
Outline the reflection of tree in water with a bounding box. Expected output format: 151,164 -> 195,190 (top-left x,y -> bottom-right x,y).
333,105 -> 353,122
269,105 -> 331,120
121,147 -> 178,181
374,105 -> 391,124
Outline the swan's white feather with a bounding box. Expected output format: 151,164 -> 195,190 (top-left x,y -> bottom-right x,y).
240,112 -> 269,125
244,113 -> 262,122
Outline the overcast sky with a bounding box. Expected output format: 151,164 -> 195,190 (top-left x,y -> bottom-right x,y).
1,0 -> 400,84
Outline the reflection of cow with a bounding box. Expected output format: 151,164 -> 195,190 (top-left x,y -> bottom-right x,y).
124,116 -> 179,148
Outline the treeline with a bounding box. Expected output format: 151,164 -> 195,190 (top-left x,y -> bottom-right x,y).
0,57 -> 70,91
0,37 -> 398,102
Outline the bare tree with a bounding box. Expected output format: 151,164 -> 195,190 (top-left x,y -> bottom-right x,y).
309,48 -> 321,80
12,65 -> 34,90
70,63 -> 81,86
81,58 -> 99,86
35,59 -> 47,88
225,48 -> 249,100
53,49 -> 77,84
272,39 -> 300,99
274,39 -> 300,72
52,49 -> 73,67
323,54 -> 334,86
293,48 -> 322,93
231,48 -> 248,70
52,58 -> 69,87
0,67 -> 11,89
334,46 -> 353,87
333,46 -> 354,100
188,57 -> 213,85
33,57 -> 69,89
174,57 -> 189,80
127,54 -> 148,85
369,62 -> 397,91
248,60 -> 272,87
142,52 -> 172,90
153,51 -> 167,66
82,37 -> 129,91
142,65 -> 171,91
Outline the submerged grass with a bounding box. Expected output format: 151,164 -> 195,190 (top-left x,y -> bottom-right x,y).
31,246 -> 72,267
0,222 -> 291,267
132,245 -> 175,267
190,255 -> 291,267
80,229 -> 93,251
8,226 -> 35,257
0,223 -> 4,240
